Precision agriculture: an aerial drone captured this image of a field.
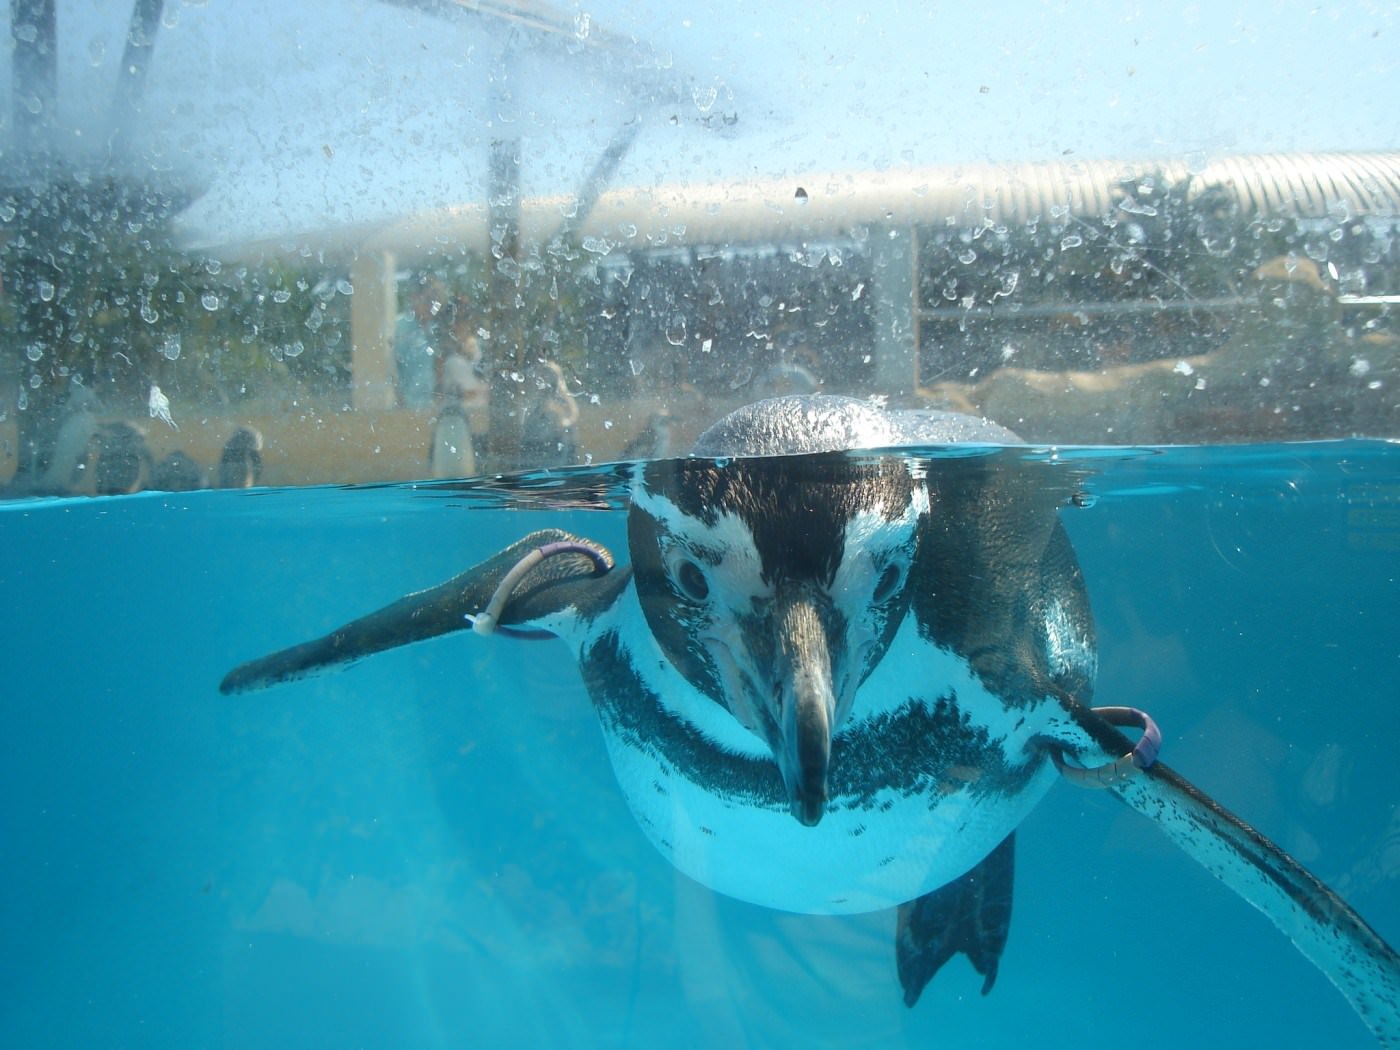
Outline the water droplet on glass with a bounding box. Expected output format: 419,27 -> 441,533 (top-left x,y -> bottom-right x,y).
1117,198 -> 1158,217
88,38 -> 105,66
285,341 -> 305,358
305,306 -> 324,331
160,335 -> 181,361
336,278 -> 354,296
201,292 -> 220,311
1060,234 -> 1083,251
692,84 -> 718,114
38,280 -> 55,302
1303,240 -> 1329,263
629,359 -> 645,376
140,302 -> 159,324
148,385 -> 178,430
26,344 -> 43,362
958,249 -> 977,265
272,289 -> 291,304
665,314 -> 687,346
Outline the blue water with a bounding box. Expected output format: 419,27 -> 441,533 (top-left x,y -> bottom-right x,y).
2,441 -> 1397,1049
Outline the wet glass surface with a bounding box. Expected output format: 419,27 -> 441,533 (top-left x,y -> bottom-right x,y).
2,4 -> 1398,1047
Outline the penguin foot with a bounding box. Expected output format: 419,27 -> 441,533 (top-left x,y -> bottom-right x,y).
896,832 -> 1015,1006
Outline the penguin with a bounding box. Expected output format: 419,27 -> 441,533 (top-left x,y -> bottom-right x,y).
221,394 -> 1400,1044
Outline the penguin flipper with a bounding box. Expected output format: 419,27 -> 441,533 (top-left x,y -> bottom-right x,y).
1111,760 -> 1400,1046
219,529 -> 622,695
896,831 -> 1015,1006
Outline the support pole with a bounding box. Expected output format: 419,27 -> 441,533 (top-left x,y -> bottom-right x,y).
350,250 -> 399,411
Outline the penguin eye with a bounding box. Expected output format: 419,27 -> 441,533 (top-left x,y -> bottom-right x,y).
873,561 -> 904,603
673,558 -> 710,601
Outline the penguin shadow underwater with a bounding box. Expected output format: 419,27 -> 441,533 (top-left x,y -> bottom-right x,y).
221,394 -> 1400,1046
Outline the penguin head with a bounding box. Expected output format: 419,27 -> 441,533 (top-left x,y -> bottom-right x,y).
630,453 -> 928,826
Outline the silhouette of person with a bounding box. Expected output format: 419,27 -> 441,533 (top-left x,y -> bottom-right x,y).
395,278 -> 442,409
94,422 -> 153,495
428,297 -> 488,478
519,360 -> 579,468
219,426 -> 264,488
150,451 -> 207,491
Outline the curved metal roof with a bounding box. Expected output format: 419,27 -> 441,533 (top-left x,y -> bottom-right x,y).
248,150 -> 1400,261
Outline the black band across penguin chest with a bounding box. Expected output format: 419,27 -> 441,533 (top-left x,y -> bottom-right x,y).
583,629 -> 1041,814
578,614 -> 1057,916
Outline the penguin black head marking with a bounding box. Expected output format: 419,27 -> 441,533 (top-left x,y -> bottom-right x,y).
629,453 -> 928,826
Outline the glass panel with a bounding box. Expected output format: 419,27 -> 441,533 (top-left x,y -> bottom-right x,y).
3,4 -> 1398,1049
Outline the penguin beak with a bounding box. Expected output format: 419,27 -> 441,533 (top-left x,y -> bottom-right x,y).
770,586 -> 837,827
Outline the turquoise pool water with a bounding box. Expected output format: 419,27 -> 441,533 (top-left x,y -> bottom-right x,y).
2,441 -> 1397,1048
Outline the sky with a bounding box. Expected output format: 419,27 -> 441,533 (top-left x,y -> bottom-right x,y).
2,0 -> 1397,247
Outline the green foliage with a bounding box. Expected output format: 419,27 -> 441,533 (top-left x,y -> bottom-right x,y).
1,174 -> 351,418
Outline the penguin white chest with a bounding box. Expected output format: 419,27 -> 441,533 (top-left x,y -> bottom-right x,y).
582,606 -> 1062,915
